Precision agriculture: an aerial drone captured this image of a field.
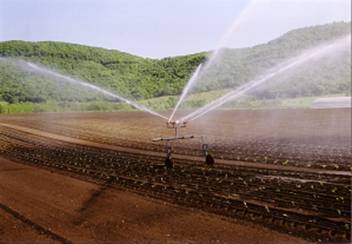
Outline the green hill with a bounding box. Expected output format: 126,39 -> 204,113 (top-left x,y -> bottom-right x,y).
191,22 -> 350,95
0,42 -> 205,102
0,21 -> 350,112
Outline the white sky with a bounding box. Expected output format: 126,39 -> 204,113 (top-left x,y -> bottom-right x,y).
223,0 -> 351,49
0,0 -> 350,58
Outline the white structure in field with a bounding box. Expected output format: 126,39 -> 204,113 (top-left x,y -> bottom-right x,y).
311,96 -> 351,109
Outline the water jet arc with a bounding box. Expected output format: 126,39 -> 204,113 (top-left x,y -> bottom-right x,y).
181,35 -> 351,123
168,0 -> 256,121
168,64 -> 202,122
1,58 -> 168,120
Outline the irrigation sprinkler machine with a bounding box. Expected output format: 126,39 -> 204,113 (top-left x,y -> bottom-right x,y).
150,62 -> 216,168
152,119 -> 215,168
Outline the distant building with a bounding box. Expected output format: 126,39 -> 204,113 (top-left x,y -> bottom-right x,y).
311,96 -> 351,109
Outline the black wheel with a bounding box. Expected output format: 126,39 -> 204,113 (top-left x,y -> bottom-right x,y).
205,154 -> 215,166
165,157 -> 173,169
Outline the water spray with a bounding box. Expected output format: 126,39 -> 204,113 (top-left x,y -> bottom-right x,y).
158,34 -> 350,166
180,34 -> 351,123
152,1 -> 259,168
167,1 -> 256,116
0,58 -> 168,120
204,0 -> 256,68
168,64 -> 202,123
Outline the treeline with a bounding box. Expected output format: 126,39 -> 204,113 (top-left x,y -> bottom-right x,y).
0,21 -> 350,108
0,41 -> 205,101
191,21 -> 351,96
0,101 -> 137,114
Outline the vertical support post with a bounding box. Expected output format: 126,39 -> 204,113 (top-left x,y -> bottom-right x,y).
202,143 -> 209,157
202,141 -> 215,166
165,142 -> 173,169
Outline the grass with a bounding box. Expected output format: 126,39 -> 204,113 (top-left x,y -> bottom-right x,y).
2,93 -> 347,114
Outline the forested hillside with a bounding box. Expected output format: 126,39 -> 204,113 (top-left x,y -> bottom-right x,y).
0,21 -> 350,110
191,21 -> 350,98
0,42 -> 205,102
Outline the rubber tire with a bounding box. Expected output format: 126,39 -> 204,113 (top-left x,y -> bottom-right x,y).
165,157 -> 173,169
205,154 -> 215,166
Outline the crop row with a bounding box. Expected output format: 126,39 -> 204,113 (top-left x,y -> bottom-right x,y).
0,126 -> 350,242
3,119 -> 350,171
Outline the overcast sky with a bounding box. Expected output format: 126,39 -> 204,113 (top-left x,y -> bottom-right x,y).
0,0 -> 350,58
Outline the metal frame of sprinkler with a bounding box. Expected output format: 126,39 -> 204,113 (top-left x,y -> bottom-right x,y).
152,120 -> 215,168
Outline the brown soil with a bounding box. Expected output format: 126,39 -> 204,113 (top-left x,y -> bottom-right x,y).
0,109 -> 349,243
1,108 -> 350,171
0,122 -> 348,176
0,157 -> 306,243
0,208 -> 54,243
